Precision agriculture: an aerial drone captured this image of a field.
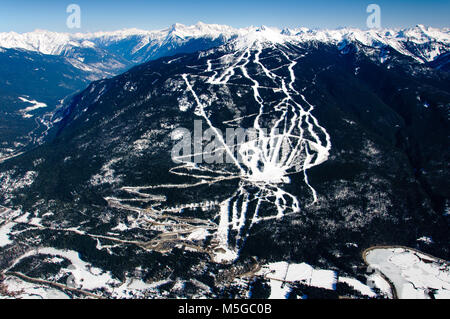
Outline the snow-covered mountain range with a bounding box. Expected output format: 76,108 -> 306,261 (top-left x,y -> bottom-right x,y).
0,22 -> 449,74
0,22 -> 237,75
0,22 -> 234,55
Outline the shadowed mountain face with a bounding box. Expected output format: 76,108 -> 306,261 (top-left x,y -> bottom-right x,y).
0,48 -> 98,162
0,35 -> 448,298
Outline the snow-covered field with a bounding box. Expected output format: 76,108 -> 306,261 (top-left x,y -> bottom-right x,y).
338,276 -> 376,298
257,261 -> 375,299
0,222 -> 15,247
0,276 -> 70,299
8,247 -> 120,293
365,247 -> 450,299
257,262 -> 336,299
2,247 -> 180,298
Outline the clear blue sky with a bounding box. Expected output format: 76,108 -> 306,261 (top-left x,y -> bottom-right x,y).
1,0 -> 449,33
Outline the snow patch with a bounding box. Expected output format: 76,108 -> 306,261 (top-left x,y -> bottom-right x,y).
18,97 -> 47,118
365,247 -> 450,299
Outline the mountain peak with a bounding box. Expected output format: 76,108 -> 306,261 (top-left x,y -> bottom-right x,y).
170,22 -> 185,30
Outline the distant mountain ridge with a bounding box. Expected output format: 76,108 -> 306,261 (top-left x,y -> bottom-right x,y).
0,22 -> 238,75
0,23 -> 449,75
